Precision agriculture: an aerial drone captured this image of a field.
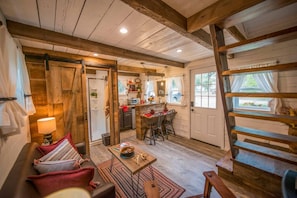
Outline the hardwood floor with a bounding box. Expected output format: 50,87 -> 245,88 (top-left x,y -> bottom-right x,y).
90,130 -> 254,198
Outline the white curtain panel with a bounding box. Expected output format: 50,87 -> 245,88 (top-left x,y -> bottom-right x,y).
231,71 -> 280,113
18,48 -> 36,115
0,25 -> 33,135
166,76 -> 184,104
230,75 -> 245,91
253,72 -> 281,113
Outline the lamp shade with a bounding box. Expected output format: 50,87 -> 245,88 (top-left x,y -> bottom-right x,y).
37,117 -> 56,134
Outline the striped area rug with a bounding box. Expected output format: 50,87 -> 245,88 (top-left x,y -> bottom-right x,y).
98,159 -> 185,198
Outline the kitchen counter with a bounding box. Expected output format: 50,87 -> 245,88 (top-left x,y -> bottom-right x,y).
135,103 -> 165,140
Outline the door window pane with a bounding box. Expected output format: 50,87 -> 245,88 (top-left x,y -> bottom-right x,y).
194,72 -> 216,109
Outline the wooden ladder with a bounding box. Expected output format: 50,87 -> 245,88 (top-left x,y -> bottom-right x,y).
210,23 -> 297,196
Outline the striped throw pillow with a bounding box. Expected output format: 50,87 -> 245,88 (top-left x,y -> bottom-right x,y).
39,139 -> 83,163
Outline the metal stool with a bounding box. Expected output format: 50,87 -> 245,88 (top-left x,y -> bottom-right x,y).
142,115 -> 159,145
163,110 -> 177,138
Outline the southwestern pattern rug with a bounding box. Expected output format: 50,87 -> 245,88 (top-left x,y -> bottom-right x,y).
98,159 -> 185,198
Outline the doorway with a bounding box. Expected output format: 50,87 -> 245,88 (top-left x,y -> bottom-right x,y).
190,67 -> 224,148
86,71 -> 108,143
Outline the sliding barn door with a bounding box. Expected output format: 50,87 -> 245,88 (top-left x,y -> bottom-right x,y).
46,61 -> 87,144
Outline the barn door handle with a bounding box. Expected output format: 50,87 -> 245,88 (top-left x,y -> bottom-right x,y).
84,112 -> 88,120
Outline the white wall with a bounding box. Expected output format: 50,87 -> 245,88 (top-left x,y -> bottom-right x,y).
168,38 -> 297,150
0,11 -> 30,188
165,66 -> 190,138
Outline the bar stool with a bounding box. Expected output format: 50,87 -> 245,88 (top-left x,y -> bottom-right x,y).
152,113 -> 165,141
163,109 -> 177,139
142,113 -> 165,145
142,115 -> 158,145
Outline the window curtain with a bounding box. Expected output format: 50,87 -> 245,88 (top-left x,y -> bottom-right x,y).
231,72 -> 280,113
252,72 -> 280,113
230,75 -> 245,92
145,80 -> 155,100
166,76 -> 184,104
0,25 -> 35,135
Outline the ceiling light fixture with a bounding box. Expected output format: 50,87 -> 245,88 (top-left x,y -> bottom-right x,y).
176,49 -> 182,53
120,27 -> 128,34
93,53 -> 98,57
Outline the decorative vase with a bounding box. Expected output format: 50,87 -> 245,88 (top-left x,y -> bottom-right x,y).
288,127 -> 297,153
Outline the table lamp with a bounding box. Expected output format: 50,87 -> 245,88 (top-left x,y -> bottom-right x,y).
37,117 -> 56,144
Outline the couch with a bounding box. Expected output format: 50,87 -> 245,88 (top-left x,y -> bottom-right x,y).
0,142 -> 115,198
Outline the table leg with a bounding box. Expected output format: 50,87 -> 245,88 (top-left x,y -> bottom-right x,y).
149,165 -> 155,180
136,172 -> 140,196
131,172 -> 135,198
109,155 -> 114,172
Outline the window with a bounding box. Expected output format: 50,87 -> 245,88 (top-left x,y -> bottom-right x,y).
232,72 -> 276,111
118,80 -> 126,95
194,72 -> 216,108
145,80 -> 155,100
167,76 -> 183,104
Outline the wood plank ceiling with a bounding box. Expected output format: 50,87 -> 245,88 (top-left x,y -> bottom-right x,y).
0,0 -> 296,69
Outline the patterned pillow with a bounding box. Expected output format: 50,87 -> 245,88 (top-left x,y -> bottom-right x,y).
39,138 -> 83,163
37,133 -> 78,155
34,159 -> 77,174
27,167 -> 94,197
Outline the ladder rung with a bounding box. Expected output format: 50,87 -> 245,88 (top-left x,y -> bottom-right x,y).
229,110 -> 297,125
219,26 -> 297,54
225,92 -> 297,98
233,141 -> 297,165
222,62 -> 297,76
232,126 -> 297,144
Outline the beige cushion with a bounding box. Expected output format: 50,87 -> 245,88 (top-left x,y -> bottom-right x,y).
34,159 -> 77,174
39,139 -> 83,162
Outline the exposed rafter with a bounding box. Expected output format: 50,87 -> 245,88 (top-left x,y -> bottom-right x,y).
187,0 -> 264,33
218,0 -> 297,28
22,46 -> 116,66
120,0 -> 212,49
226,26 -> 246,41
7,20 -> 184,68
118,64 -> 156,73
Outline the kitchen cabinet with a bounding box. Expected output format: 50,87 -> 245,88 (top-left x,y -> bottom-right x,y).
119,107 -> 132,131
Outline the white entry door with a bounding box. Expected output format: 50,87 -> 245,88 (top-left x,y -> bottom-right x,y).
190,67 -> 224,148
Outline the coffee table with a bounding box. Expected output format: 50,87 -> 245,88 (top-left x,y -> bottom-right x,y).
108,144 -> 157,197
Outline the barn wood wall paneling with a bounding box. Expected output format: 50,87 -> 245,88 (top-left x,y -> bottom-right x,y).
26,55 -> 120,148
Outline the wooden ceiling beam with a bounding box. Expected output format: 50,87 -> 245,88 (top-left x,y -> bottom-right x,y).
146,72 -> 165,77
120,0 -> 212,49
118,72 -> 140,77
7,20 -> 184,68
219,0 -> 297,28
226,26 -> 246,41
118,64 -> 156,73
22,46 -> 116,66
187,0 -> 264,33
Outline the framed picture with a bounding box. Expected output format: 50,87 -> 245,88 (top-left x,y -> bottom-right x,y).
157,81 -> 166,97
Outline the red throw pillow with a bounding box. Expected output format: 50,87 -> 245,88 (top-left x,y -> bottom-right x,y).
27,167 -> 94,197
37,133 -> 77,155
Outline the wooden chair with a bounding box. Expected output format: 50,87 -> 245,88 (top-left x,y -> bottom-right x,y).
163,109 -> 177,138
142,113 -> 165,145
152,112 -> 165,141
187,171 -> 236,198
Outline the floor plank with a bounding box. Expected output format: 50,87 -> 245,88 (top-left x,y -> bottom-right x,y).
90,130 -> 254,198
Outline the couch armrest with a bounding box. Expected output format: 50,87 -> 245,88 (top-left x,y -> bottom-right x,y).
91,183 -> 115,198
75,142 -> 86,155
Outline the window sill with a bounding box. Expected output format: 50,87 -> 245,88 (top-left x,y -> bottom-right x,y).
167,103 -> 187,107
234,107 -> 272,114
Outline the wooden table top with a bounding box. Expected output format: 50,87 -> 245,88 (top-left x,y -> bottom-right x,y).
108,144 -> 157,174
